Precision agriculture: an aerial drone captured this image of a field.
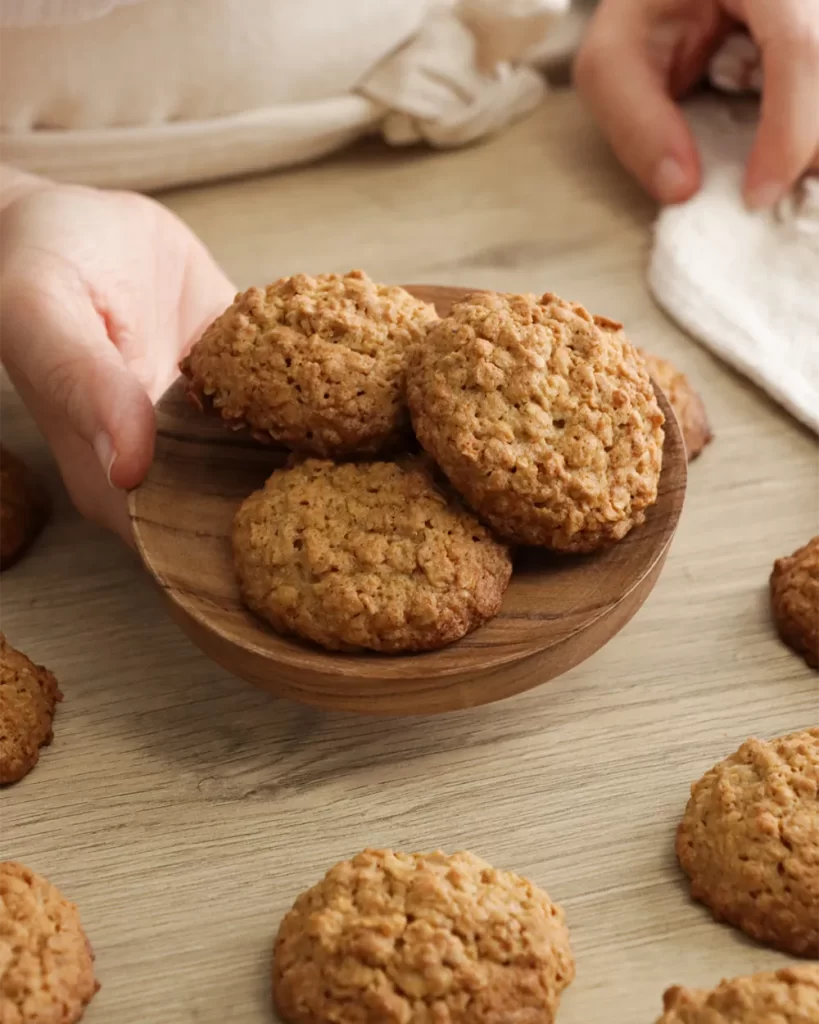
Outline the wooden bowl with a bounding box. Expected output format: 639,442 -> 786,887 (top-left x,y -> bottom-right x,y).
128,286 -> 686,715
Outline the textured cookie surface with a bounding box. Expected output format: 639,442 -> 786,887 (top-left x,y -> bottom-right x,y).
657,966 -> 819,1024
273,848 -> 575,1024
0,635 -> 62,785
0,445 -> 49,571
0,861 -> 98,1024
676,728 -> 819,956
181,270 -> 437,456
232,458 -> 512,652
640,350 -> 712,461
407,291 -> 665,552
770,537 -> 819,669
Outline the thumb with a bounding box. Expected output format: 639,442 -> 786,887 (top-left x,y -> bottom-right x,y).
1,279 -> 155,491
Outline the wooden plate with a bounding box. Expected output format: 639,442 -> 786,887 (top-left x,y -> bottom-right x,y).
128,285 -> 687,715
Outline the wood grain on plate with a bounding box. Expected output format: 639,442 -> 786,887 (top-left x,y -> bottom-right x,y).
128,285 -> 686,715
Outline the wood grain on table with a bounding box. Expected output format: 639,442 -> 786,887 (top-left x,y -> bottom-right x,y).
2,90 -> 817,1023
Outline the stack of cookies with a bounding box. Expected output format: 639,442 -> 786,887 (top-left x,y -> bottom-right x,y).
181,270 -> 670,654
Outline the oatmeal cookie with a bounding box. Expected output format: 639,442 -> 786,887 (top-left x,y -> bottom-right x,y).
232,458 -> 512,652
0,861 -> 99,1024
273,848 -> 575,1024
180,270 -> 437,456
0,635 -> 62,785
1,445 -> 49,571
407,291 -> 665,552
676,728 -> 819,957
770,537 -> 819,669
656,966 -> 819,1024
640,350 -> 712,461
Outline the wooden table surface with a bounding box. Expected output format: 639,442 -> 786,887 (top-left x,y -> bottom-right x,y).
3,90 -> 817,1023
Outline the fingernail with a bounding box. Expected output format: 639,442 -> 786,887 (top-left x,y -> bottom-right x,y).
745,181 -> 783,210
654,158 -> 690,204
93,432 -> 116,488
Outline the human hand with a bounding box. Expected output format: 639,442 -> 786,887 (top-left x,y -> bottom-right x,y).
0,178 -> 235,542
574,0 -> 819,207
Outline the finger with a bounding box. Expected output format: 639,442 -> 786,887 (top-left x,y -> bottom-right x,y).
741,0 -> 819,206
574,34 -> 701,204
1,273 -> 155,491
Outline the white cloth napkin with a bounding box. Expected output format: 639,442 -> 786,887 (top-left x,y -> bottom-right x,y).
360,0 -> 568,148
648,34 -> 819,434
1,0 -> 569,190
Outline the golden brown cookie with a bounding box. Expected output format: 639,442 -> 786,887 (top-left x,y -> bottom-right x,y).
0,445 -> 49,571
656,966 -> 819,1024
232,458 -> 512,653
0,635 -> 62,785
273,848 -> 575,1024
676,728 -> 819,957
407,291 -> 665,553
770,537 -> 819,669
180,270 -> 437,457
640,350 -> 712,461
0,861 -> 99,1024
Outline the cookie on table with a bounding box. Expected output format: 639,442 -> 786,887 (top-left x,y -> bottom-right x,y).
0,861 -> 99,1024
180,270 -> 438,457
639,350 -> 712,461
770,537 -> 818,669
0,445 -> 49,571
232,458 -> 512,653
407,291 -> 665,553
0,634 -> 62,785
676,728 -> 819,957
656,965 -> 819,1024
273,848 -> 575,1024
